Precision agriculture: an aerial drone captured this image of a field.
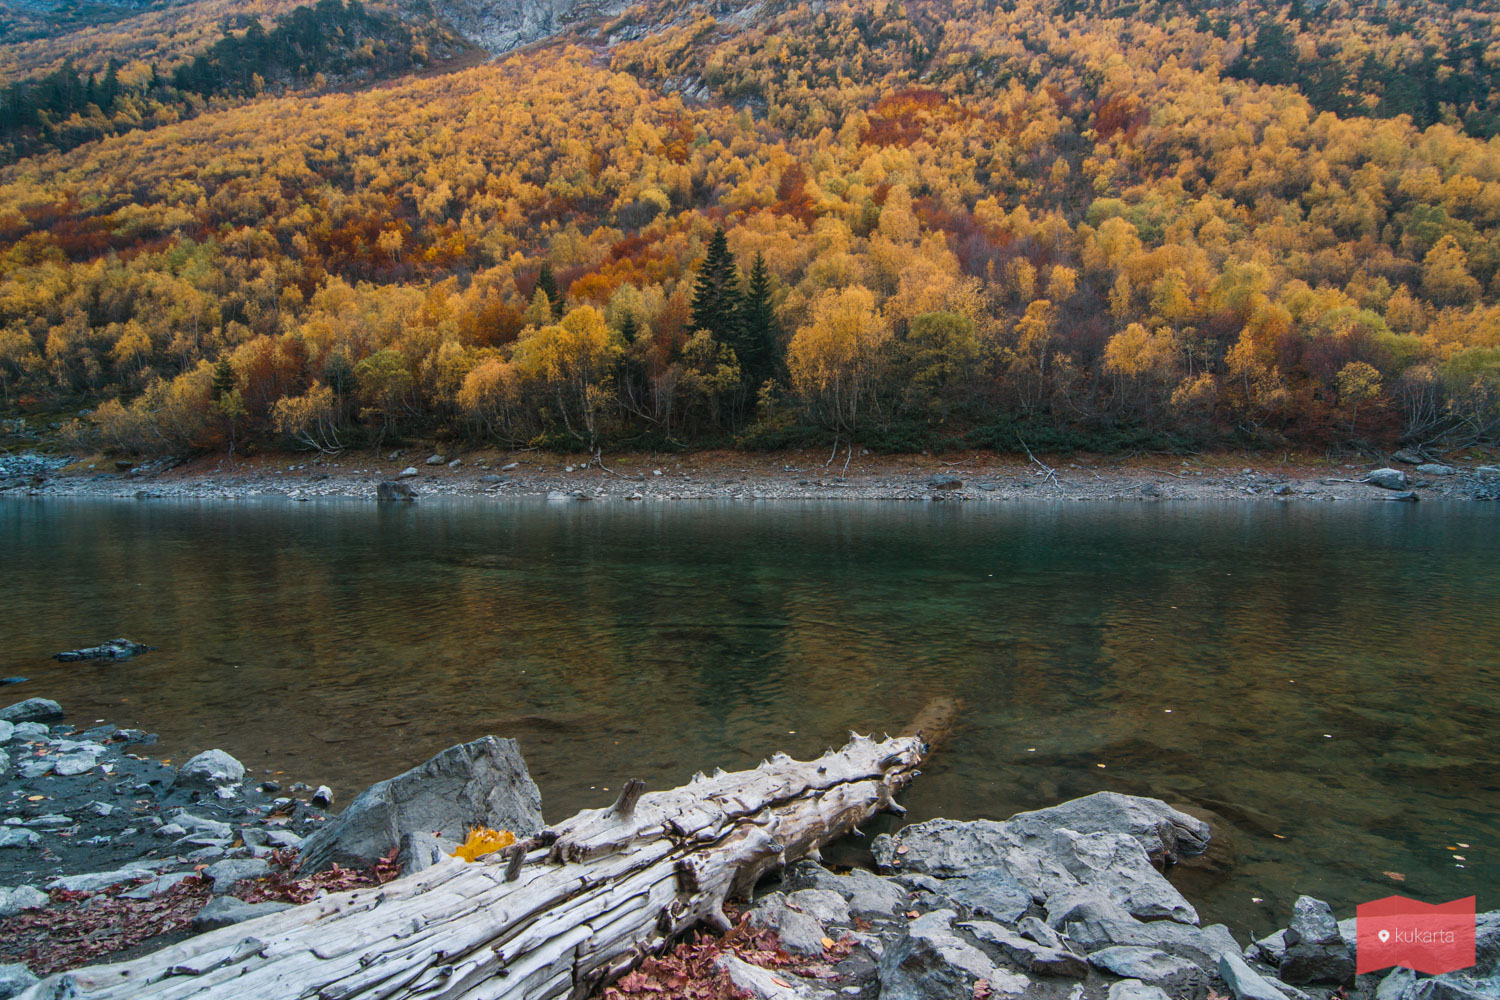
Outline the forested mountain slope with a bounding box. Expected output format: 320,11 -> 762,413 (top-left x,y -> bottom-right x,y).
1,0 -> 1498,456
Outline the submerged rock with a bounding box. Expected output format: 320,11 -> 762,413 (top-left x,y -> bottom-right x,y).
376,479 -> 417,501
298,735 -> 543,872
52,639 -> 152,663
0,698 -> 62,723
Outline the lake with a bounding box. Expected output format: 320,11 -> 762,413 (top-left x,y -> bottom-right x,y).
3,497 -> 1495,939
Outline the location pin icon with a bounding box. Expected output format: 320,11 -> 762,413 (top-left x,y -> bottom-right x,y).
1378,929 -> 1391,943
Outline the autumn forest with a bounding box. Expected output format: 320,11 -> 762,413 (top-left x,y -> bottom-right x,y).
2,0 -> 1499,457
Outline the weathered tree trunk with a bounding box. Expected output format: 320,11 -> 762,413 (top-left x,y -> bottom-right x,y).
27,733 -> 925,1000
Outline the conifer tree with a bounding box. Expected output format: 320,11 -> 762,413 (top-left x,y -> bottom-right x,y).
536,264 -> 564,319
737,252 -> 780,390
690,227 -> 742,344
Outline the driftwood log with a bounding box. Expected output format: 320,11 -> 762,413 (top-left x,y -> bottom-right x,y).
25,733 -> 926,1000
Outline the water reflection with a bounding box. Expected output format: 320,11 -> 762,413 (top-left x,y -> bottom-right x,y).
3,497 -> 1496,937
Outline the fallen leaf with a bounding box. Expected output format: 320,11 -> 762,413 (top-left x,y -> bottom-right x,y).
770,978 -> 792,989
905,910 -> 919,919
820,937 -> 835,950
896,844 -> 908,855
26,795 -> 44,802
1384,871 -> 1406,881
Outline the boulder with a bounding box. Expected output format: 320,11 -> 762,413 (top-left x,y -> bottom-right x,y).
0,885 -> 48,918
312,785 -> 334,808
926,475 -> 963,491
961,919 -> 1088,978
785,888 -> 850,927
377,480 -> 417,501
396,467 -> 419,479
1002,792 -> 1210,866
1278,895 -> 1353,986
1051,892 -> 1236,967
396,831 -> 460,875
716,955 -> 834,1000
0,698 -> 62,723
425,453 -> 446,465
120,872 -> 198,899
192,896 -> 294,932
297,736 -> 543,872
448,458 -> 463,469
0,964 -> 37,1000
748,892 -> 831,954
203,857 -> 272,893
47,865 -> 157,892
1415,464 -> 1456,476
172,749 -> 245,796
878,910 -> 1029,1000
0,721 -> 12,743
1364,468 -> 1408,490
1385,491 -> 1420,502
1109,981 -> 1172,1000
480,474 -> 505,484
934,867 -> 1032,923
1219,952 -> 1295,1000
1087,945 -> 1198,983
1392,449 -> 1425,465
781,860 -> 906,918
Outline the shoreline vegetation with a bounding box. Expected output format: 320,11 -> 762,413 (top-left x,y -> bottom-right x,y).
2,446 -> 1498,503
0,698 -> 1494,1000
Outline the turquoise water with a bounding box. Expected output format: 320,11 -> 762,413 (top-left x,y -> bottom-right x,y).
3,498 -> 1496,938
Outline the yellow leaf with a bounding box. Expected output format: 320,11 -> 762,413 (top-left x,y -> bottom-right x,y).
820,937 -> 835,950
451,827 -> 516,863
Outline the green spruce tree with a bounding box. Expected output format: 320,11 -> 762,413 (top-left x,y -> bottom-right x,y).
737,252 -> 781,390
536,263 -> 564,319
689,227 -> 742,344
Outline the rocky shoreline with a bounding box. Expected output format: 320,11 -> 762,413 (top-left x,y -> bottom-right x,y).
2,447 -> 1498,504
1,696 -> 1494,1000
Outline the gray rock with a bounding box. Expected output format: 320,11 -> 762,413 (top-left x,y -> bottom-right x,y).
715,955 -> 833,1000
15,759 -> 52,779
47,865 -> 156,892
1003,792 -> 1210,865
1385,491 -> 1420,502
377,480 -> 417,501
748,892 -> 829,954
502,462 -> 518,471
1392,449 -> 1425,465
0,963 -> 37,1000
396,466 -> 419,479
1399,982 -> 1493,1000
298,736 -> 542,872
1219,952 -> 1295,1000
1140,483 -> 1161,497
480,474 -> 505,484
878,910 -> 1029,1000
1273,484 -> 1292,496
11,723 -> 48,740
52,751 -> 101,776
1087,946 -> 1197,983
1279,895 -> 1353,985
0,828 -> 38,848
1252,929 -> 1287,965
203,857 -> 272,893
52,639 -> 151,663
448,458 -> 463,469
1415,464 -> 1456,476
312,785 -> 334,808
1050,892 -> 1236,967
0,698 -> 62,724
1477,465 -> 1500,478
0,885 -> 48,917
0,750 -> 8,773
173,749 -> 245,795
1364,468 -> 1408,489
155,823 -> 188,838
786,888 -> 851,927
781,861 -> 906,918
1047,829 -> 1199,925
192,896 -> 294,931
396,831 -> 459,875
1018,915 -> 1064,950
926,475 -> 963,490
120,872 -> 197,899
0,722 -> 12,743
962,919 -> 1088,978
425,453 -> 446,465
1108,981 -> 1172,1000
265,829 -> 304,850
935,867 -> 1032,923
1375,967 -> 1416,1000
